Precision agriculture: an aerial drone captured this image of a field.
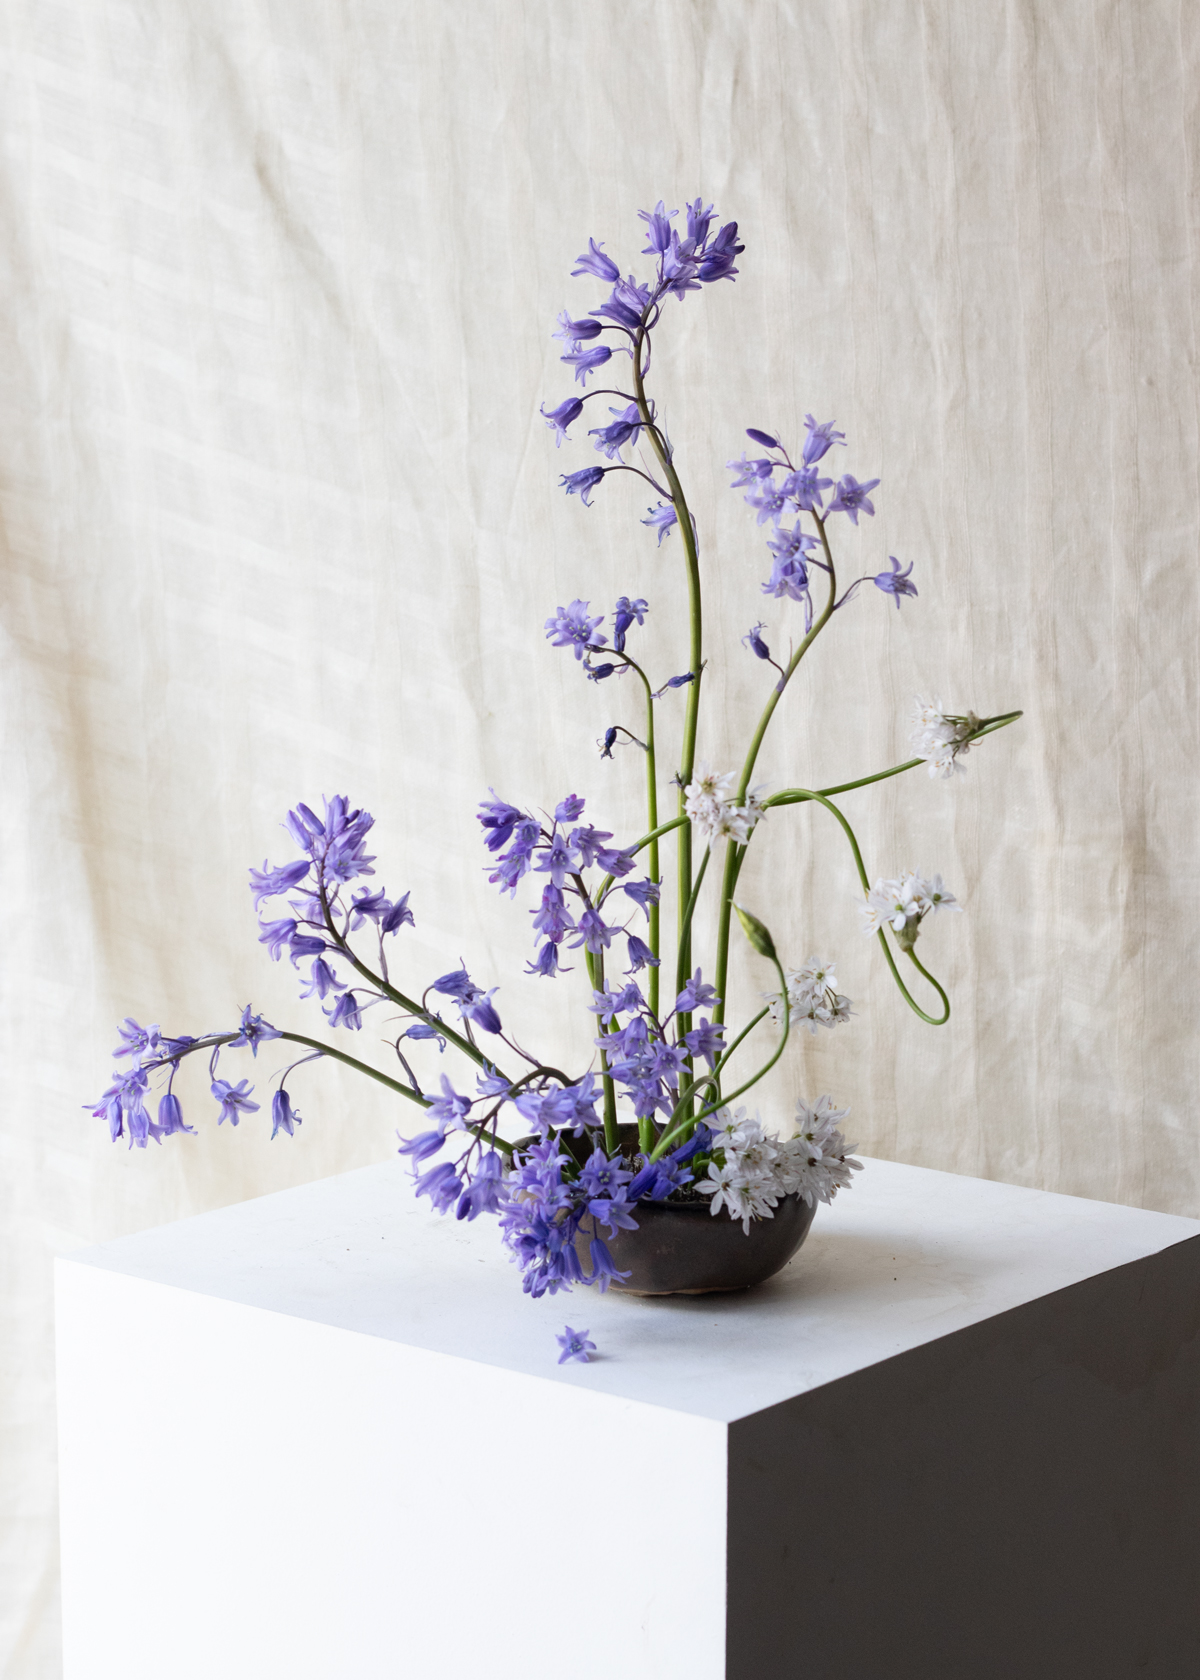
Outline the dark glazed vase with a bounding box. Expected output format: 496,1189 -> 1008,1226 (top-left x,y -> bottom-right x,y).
580,1194 -> 817,1296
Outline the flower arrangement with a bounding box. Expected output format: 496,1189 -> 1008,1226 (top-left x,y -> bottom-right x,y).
89,200 -> 1019,1327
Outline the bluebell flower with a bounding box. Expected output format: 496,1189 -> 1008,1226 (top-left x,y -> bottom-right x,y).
380,894 -> 415,935
652,672 -> 695,697
532,885 -> 574,943
873,556 -> 917,608
684,1017 -> 726,1066
696,220 -> 743,282
676,968 -> 721,1013
414,1160 -> 464,1215
324,991 -> 363,1030
456,1151 -> 506,1221
153,1092 -> 194,1140
229,1005 -> 281,1057
589,403 -> 644,460
540,396 -> 584,445
572,238 -> 620,282
535,835 -> 580,888
588,985 -> 624,1025
397,1127 -> 448,1162
212,1078 -> 259,1127
477,1066 -> 511,1098
249,858 -> 310,907
477,792 -> 526,853
587,1238 -> 630,1291
569,906 -> 616,953
258,917 -> 297,960
600,727 -> 618,758
552,311 -> 603,350
545,599 -> 606,659
745,483 -> 790,525
290,933 -> 326,964
555,794 -> 586,823
828,473 -> 880,525
746,427 -> 779,448
594,277 -> 653,330
801,415 -> 846,465
403,1022 -> 446,1049
526,940 -> 570,977
579,1147 -> 633,1201
611,595 -> 648,652
595,844 -> 636,877
625,932 -> 660,971
780,466 -> 832,511
621,878 -> 660,917
556,1325 -> 596,1363
743,623 -> 772,661
461,988 -> 503,1036
586,661 -> 615,682
686,198 -> 716,245
638,200 -> 677,254
561,345 -> 612,385
559,466 -> 607,509
727,452 -> 775,490
427,1073 -> 472,1133
568,824 -> 613,867
642,502 -> 678,544
285,796 -> 377,885
432,968 -> 474,1001
300,957 -> 343,1000
113,1018 -> 163,1061
270,1089 -> 301,1139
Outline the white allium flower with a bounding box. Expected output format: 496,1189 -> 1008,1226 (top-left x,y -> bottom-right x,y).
697,1159 -> 779,1233
684,767 -> 767,846
860,878 -> 916,936
767,956 -> 855,1035
701,1099 -> 862,1227
902,869 -> 962,916
775,1095 -> 863,1208
910,696 -> 980,780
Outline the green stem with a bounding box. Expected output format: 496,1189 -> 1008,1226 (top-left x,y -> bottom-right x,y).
674,845 -> 711,1001
713,515 -> 839,1024
644,681 -> 660,1016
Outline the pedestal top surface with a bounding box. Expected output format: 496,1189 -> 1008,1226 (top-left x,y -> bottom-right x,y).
66,1157 -> 1200,1422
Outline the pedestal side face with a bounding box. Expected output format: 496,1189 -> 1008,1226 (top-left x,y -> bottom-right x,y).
57,1263 -> 726,1680
725,1238 -> 1200,1680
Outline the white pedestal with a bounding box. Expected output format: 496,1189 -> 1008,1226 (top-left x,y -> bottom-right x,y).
56,1158 -> 1200,1679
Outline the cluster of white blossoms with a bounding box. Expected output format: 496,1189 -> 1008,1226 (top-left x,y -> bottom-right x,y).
765,957 -> 854,1035
683,765 -> 766,845
859,870 -> 961,947
910,696 -> 980,779
697,1100 -> 863,1233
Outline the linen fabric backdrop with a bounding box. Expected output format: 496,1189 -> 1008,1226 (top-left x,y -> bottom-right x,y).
3,0 -> 1199,1670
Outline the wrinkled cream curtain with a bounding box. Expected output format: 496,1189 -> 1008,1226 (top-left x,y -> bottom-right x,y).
3,0 -> 1198,1671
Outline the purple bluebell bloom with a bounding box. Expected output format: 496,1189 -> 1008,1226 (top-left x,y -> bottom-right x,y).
559,468 -> 606,512
229,1006 -> 281,1057
638,200 -> 677,253
590,402 -> 644,460
561,345 -> 612,385
535,834 -> 580,888
414,1160 -> 464,1215
828,473 -> 880,525
300,957 -> 343,1000
569,824 -> 613,867
555,794 -> 586,823
552,311 -> 603,350
652,672 -> 695,697
258,917 -> 297,960
540,396 -> 584,445
290,932 -> 326,963
780,466 -> 832,511
572,239 -> 620,282
428,1074 -> 472,1133
477,1066 -> 511,1098
212,1078 -> 259,1127
570,906 -> 616,953
686,198 -> 715,244
324,991 -> 363,1030
873,555 -> 917,607
270,1089 -> 302,1139
801,415 -> 846,465
696,220 -> 743,282
545,600 -> 606,659
380,894 -> 415,935
676,969 -> 721,1013
745,482 -> 790,525
743,623 -> 771,661
526,940 -> 570,977
642,502 -> 678,544
556,1325 -> 597,1363
594,277 -> 653,330
532,885 -> 575,943
456,1151 -> 506,1221
625,932 -> 660,971
622,877 -> 660,914
600,727 -> 618,758
397,1127 -> 447,1163
611,595 -> 648,652
113,1018 -> 162,1061
249,858 -> 310,908
684,1017 -> 726,1066
727,453 -> 775,489
154,1092 -> 194,1140
586,661 -> 615,682
461,988 -> 503,1036
477,793 -> 525,853
403,1022 -> 447,1048
746,427 -> 779,448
